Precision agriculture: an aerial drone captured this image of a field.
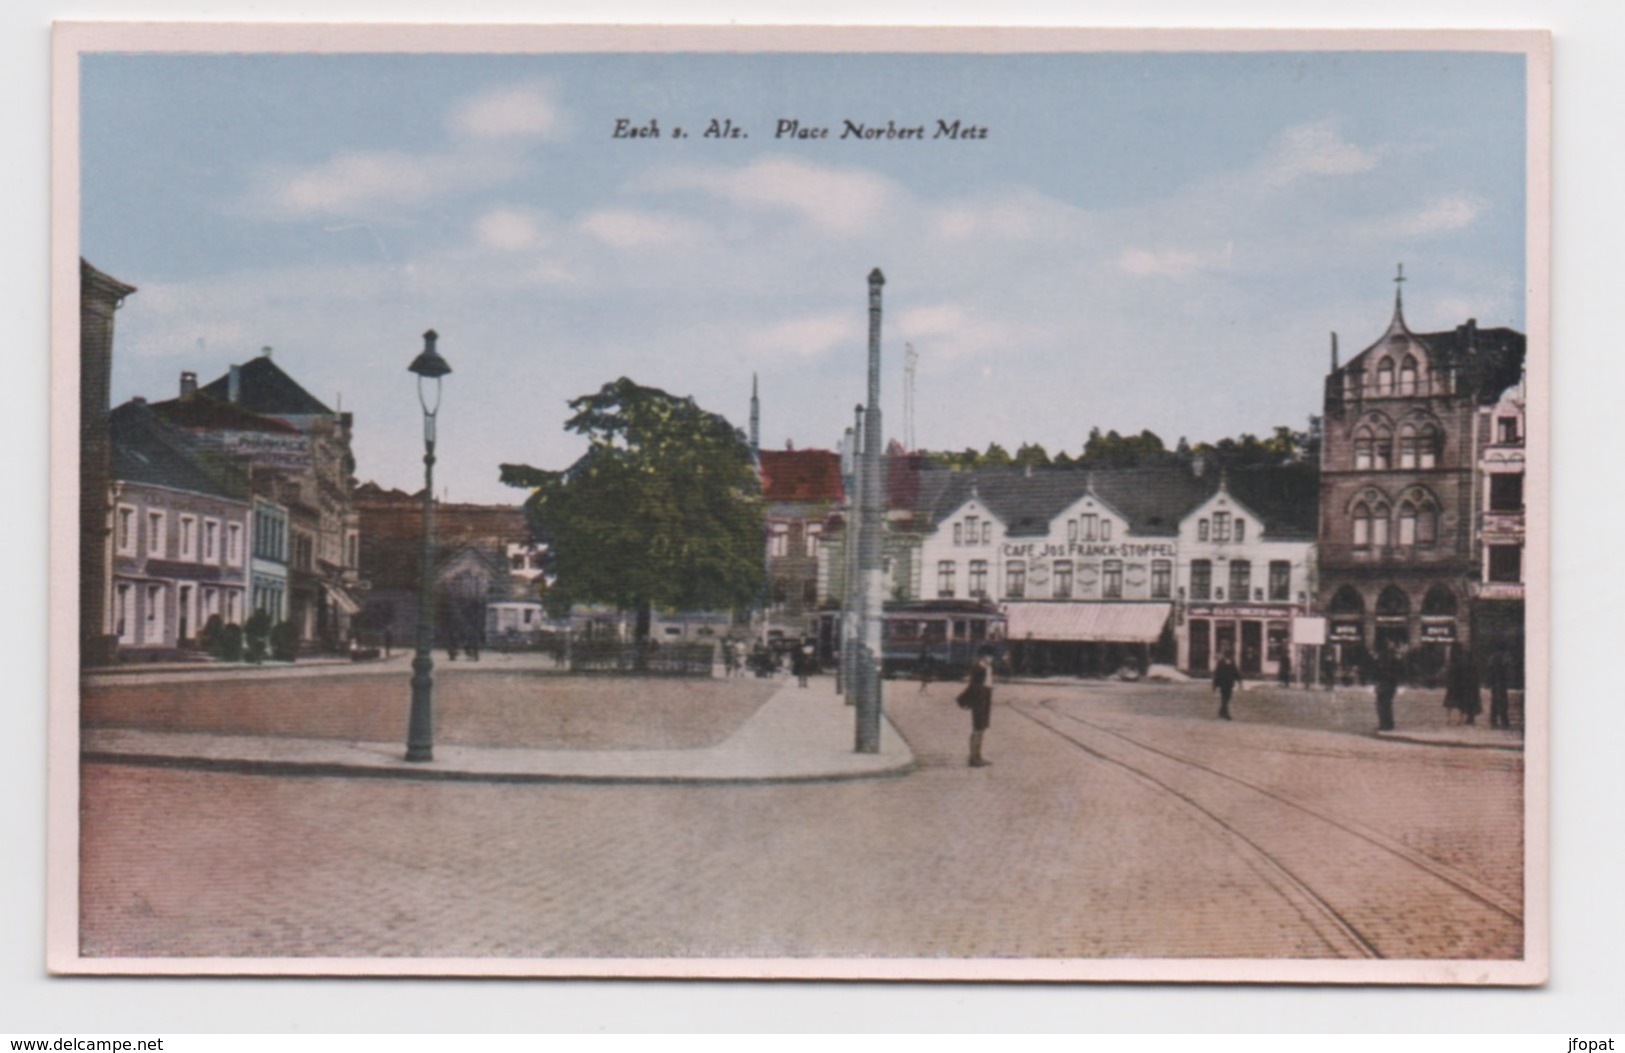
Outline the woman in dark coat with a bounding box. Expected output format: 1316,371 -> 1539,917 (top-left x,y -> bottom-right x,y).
1444,648 -> 1482,725
961,648 -> 996,767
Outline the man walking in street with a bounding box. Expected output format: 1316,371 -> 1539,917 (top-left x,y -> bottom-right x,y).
1373,643 -> 1403,732
1212,648 -> 1242,720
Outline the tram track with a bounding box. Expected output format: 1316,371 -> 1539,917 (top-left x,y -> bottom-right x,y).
1007,696 -> 1524,960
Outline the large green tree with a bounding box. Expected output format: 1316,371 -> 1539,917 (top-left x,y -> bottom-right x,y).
499,378 -> 764,639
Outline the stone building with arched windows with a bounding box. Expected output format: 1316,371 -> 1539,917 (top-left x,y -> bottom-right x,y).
1318,272 -> 1524,681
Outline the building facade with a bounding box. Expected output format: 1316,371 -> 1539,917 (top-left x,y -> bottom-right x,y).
1472,372 -> 1527,684
108,400 -> 251,657
1175,471 -> 1317,680
1318,277 -> 1525,680
80,260 -> 137,665
757,447 -> 844,635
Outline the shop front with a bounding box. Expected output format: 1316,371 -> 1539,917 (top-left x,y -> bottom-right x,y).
1183,604 -> 1297,678
1003,601 -> 1173,678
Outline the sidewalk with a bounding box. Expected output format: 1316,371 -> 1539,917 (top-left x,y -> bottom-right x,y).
80,672 -> 916,784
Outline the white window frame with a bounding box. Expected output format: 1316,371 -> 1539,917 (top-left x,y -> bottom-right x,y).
179,515 -> 198,561
115,505 -> 136,556
146,510 -> 166,558
226,522 -> 243,566
144,582 -> 166,645
203,518 -> 220,563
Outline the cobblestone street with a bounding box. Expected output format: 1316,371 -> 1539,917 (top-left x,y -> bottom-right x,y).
78,672 -> 1524,963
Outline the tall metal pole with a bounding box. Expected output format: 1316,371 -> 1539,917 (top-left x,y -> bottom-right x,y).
855,268 -> 886,752
840,407 -> 863,702
406,330 -> 450,762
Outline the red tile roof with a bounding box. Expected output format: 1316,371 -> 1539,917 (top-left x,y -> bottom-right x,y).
758,448 -> 843,503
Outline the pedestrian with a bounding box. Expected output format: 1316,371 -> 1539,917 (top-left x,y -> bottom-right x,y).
958,646 -> 996,767
1486,647 -> 1513,729
722,638 -> 738,678
1373,643 -> 1403,732
917,646 -> 934,692
382,627 -> 393,659
793,639 -> 812,688
1320,647 -> 1337,691
1212,648 -> 1242,720
1278,650 -> 1293,688
1443,647 -> 1481,726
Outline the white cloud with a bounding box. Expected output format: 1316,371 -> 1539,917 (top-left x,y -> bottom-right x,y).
476,208 -> 544,251
1360,195 -> 1486,241
449,84 -> 566,140
1261,120 -> 1380,186
1116,246 -> 1211,279
255,150 -> 518,218
579,208 -> 706,249
749,312 -> 860,360
642,156 -> 897,236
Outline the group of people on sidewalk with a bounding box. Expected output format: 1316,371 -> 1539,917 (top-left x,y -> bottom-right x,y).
1211,643 -> 1517,733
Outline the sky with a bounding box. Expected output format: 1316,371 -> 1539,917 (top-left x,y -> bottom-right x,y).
79,46 -> 1528,505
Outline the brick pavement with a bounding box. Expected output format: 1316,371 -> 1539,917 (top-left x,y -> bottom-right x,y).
77,677 -> 1524,964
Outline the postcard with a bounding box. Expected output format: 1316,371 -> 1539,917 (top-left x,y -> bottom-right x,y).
50,23 -> 1549,983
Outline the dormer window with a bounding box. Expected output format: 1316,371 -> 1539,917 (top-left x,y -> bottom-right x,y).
1399,355 -> 1418,396
1212,511 -> 1231,542
965,515 -> 978,543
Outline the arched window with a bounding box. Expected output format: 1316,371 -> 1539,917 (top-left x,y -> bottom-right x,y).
1376,585 -> 1411,618
1398,423 -> 1418,470
1397,500 -> 1418,545
1371,500 -> 1390,547
1329,586 -> 1365,615
1375,357 -> 1395,396
1354,428 -> 1375,471
1399,355 -> 1419,396
1352,501 -> 1372,546
1418,424 -> 1439,469
1422,585 -> 1458,617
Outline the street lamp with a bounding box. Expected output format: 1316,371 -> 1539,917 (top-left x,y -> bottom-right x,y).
406,329 -> 452,762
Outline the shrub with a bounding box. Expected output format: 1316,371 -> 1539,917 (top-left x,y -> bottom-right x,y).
244,610 -> 272,664
218,623 -> 244,662
270,620 -> 298,662
199,614 -> 224,657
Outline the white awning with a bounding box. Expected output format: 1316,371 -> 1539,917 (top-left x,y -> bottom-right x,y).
323,584 -> 361,616
1003,602 -> 1171,644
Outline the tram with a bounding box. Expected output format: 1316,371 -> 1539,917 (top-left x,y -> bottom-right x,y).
879,599 -> 1006,679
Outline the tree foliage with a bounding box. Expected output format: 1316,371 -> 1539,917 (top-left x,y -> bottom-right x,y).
919,421 -> 1316,471
500,378 -> 764,636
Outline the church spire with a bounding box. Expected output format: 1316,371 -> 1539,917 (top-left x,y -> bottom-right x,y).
749,373 -> 760,453
1392,262 -> 1407,324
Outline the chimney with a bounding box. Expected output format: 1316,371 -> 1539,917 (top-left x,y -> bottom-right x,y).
180,371 -> 198,398
1330,332 -> 1339,371
228,364 -> 241,403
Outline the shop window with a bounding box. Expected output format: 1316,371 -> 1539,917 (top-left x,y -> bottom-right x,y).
1490,473 -> 1524,512
1102,560 -> 1122,599
1229,560 -> 1251,602
1054,560 -> 1073,599
1006,560 -> 1026,599
1151,560 -> 1171,599
968,560 -> 988,598
1488,545 -> 1522,583
1269,561 -> 1291,602
1190,559 -> 1212,601
937,561 -> 956,599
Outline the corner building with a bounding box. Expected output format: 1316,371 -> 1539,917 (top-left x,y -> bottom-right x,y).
1318,278 -> 1524,679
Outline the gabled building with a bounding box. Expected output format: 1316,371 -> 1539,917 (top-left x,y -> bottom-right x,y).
758,446 -> 844,634
155,350 -> 363,651
1473,370 -> 1527,684
108,399 -> 251,657
1318,273 -> 1525,680
1175,466 -> 1318,678
912,465 -> 1207,676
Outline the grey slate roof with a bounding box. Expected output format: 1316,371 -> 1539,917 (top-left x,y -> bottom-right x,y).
199,355 -> 333,417
110,399 -> 249,501
913,462 -> 1319,541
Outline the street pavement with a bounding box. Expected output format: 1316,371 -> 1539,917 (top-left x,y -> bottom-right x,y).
75,663 -> 1527,966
